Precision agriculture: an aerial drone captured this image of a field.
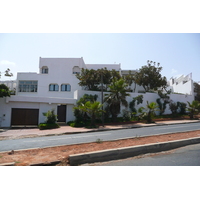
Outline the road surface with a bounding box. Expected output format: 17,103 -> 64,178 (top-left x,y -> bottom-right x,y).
86,143 -> 200,166
0,123 -> 200,152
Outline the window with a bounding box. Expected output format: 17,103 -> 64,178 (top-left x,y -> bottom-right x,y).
73,66 -> 80,74
19,81 -> 38,92
61,84 -> 71,91
41,66 -> 48,74
49,84 -> 59,91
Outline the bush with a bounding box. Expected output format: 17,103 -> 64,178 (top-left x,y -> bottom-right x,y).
169,101 -> 179,116
67,120 -> 88,127
122,109 -> 131,121
39,123 -> 60,130
67,121 -> 74,125
177,102 -> 187,114
43,109 -> 57,124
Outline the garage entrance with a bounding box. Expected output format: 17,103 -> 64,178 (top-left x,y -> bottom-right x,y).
11,108 -> 39,126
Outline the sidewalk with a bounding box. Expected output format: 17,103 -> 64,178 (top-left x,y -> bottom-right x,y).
0,119 -> 200,141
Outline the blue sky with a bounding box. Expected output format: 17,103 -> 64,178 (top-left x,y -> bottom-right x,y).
0,1 -> 200,82
1,33 -> 200,82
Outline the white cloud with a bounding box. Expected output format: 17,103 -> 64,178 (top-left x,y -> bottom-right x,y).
0,60 -> 16,67
171,68 -> 178,74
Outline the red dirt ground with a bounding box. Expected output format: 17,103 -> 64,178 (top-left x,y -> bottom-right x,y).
0,130 -> 200,166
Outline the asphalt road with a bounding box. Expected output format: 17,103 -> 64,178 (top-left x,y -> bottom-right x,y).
87,143 -> 200,166
0,123 -> 200,152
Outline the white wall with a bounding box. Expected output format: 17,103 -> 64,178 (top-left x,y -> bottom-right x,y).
0,97 -> 74,127
67,104 -> 75,122
0,98 -> 41,127
16,58 -> 85,98
171,80 -> 194,95
75,90 -> 194,117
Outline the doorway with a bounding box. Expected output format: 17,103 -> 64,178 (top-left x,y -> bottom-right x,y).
57,105 -> 66,122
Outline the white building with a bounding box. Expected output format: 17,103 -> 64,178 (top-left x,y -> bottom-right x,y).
0,57 -> 194,127
0,57 -> 121,127
167,73 -> 194,96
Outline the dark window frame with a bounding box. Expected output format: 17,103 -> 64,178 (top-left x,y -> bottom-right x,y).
61,84 -> 71,91
18,81 -> 38,92
49,84 -> 59,91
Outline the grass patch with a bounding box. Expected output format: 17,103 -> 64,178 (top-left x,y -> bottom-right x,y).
67,120 -> 90,127
96,138 -> 103,143
39,123 -> 60,130
154,114 -> 188,119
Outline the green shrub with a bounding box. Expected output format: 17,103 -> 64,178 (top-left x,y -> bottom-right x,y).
39,123 -> 60,130
43,109 -> 57,124
122,109 -> 131,121
169,101 -> 179,116
67,120 -> 87,127
177,102 -> 187,114
96,138 -> 103,143
129,95 -> 143,117
67,121 -> 74,125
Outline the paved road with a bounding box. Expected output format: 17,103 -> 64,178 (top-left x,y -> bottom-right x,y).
87,143 -> 200,166
0,123 -> 200,152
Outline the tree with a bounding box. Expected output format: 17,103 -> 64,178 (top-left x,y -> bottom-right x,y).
76,68 -> 121,91
76,68 -> 99,91
73,94 -> 98,122
0,84 -> 11,98
187,100 -> 200,119
0,68 -> 13,79
74,101 -> 104,127
104,78 -> 130,122
138,101 -> 159,123
122,70 -> 136,92
194,82 -> 200,102
156,90 -> 170,115
0,68 -> 13,98
177,102 -> 187,115
129,95 -> 143,116
169,101 -> 179,116
134,61 -> 167,92
97,68 -> 121,91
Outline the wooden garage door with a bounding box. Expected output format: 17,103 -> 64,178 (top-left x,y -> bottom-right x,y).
11,108 -> 39,125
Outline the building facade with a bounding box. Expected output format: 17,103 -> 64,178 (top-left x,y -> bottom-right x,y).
0,57 -> 121,127
0,57 -> 194,127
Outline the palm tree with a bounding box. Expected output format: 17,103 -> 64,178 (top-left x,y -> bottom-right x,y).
138,101 -> 159,123
74,101 -> 104,127
146,101 -> 159,123
104,78 -> 130,122
187,100 -> 200,119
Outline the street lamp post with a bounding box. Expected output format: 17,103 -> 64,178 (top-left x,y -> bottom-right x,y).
101,71 -> 104,127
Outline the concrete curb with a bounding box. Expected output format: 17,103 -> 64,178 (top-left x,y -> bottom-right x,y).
0,162 -> 15,166
69,136 -> 200,166
30,160 -> 61,166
